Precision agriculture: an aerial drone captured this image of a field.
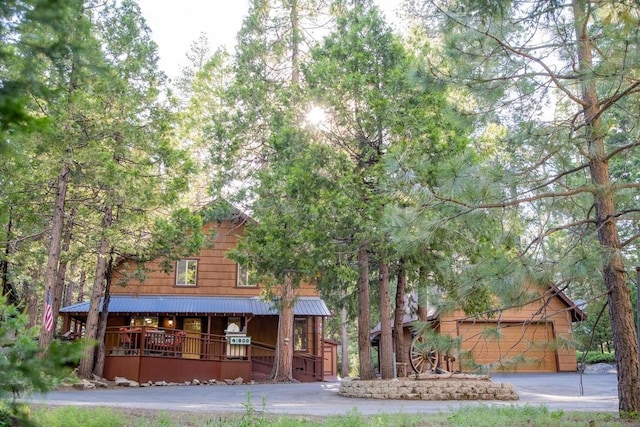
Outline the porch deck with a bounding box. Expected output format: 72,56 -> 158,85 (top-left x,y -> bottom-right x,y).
103,327 -> 323,383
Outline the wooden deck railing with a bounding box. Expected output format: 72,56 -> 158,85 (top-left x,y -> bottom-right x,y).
250,341 -> 323,381
105,327 -> 322,381
250,341 -> 276,375
293,352 -> 323,381
106,326 -> 229,360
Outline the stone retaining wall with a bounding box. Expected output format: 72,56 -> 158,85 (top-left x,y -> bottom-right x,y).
338,374 -> 519,401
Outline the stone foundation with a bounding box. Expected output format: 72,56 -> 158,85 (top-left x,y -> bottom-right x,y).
338,374 -> 519,401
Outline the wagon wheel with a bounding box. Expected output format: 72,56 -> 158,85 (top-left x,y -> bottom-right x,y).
409,335 -> 439,374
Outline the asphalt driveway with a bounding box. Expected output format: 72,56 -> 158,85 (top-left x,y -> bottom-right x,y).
27,372 -> 619,417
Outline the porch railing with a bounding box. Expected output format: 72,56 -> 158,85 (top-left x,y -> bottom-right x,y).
106,326 -> 230,360
251,341 -> 275,376
105,327 -> 322,381
250,341 -> 323,381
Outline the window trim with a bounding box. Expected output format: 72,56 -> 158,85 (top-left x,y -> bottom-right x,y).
176,259 -> 198,287
236,264 -> 255,287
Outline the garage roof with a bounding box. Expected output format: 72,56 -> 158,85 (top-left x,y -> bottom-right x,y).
60,295 -> 331,316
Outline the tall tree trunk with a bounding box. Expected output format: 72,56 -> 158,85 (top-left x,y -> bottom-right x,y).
290,0 -> 299,87
340,288 -> 349,378
26,279 -> 39,328
53,207 -> 75,327
77,270 -> 85,302
271,273 -> 294,382
378,260 -> 394,379
269,0 -> 300,383
93,249 -> 114,378
573,0 -> 640,415
40,162 -> 70,349
78,205 -> 113,378
63,276 -> 74,308
394,259 -> 406,377
357,241 -> 375,379
2,209 -> 19,306
417,266 -> 429,322
340,300 -> 349,378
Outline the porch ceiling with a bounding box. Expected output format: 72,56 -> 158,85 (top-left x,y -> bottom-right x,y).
60,295 -> 331,316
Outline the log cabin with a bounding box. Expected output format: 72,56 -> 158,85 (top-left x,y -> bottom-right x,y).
60,212 -> 334,384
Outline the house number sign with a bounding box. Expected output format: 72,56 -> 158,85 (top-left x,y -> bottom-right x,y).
229,336 -> 251,345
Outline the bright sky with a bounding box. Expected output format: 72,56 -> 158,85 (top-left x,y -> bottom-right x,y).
137,0 -> 403,78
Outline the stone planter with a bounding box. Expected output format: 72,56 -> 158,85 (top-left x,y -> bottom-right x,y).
338,373 -> 518,401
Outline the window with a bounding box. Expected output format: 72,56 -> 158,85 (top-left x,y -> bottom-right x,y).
130,316 -> 158,328
294,317 -> 308,351
176,259 -> 198,286
237,264 -> 254,287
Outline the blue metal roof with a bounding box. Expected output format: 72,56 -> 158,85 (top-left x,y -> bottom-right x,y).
60,295 -> 331,316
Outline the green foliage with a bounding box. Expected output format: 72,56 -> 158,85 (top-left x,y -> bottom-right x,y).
27,404 -> 632,426
0,295 -> 81,426
573,300 -> 613,353
446,404 -> 624,427
412,320 -> 461,359
32,406 -> 132,427
0,0 -> 84,153
577,351 -> 616,365
151,209 -> 205,273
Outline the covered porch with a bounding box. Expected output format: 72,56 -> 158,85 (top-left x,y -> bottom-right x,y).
60,295 -> 332,383
103,326 -> 253,383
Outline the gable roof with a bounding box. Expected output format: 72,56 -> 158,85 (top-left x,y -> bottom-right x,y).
60,295 -> 331,317
371,286 -> 585,339
550,285 -> 586,322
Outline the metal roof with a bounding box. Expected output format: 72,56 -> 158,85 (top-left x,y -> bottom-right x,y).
60,295 -> 331,316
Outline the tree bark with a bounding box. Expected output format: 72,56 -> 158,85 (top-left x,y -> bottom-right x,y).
93,249 -> 114,378
39,162 -> 70,349
394,259 -> 406,377
63,277 -> 74,308
77,270 -> 85,303
378,260 -> 394,379
78,205 -> 113,378
26,278 -> 39,328
290,0 -> 299,87
2,210 -> 19,306
357,241 -> 375,379
417,266 -> 429,322
340,299 -> 349,378
54,207 -> 75,328
271,273 -> 294,382
573,0 -> 640,415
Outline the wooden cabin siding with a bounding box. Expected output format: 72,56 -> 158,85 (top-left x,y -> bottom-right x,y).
456,320 -> 558,372
248,316 -> 279,344
112,220 -> 320,297
438,290 -> 577,373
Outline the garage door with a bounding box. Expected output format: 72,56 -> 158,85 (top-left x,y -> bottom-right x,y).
457,321 -> 557,373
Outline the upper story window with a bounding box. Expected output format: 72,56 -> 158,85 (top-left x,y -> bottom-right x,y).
237,264 -> 254,287
176,259 -> 198,286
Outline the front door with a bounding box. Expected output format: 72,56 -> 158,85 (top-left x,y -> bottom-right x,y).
183,317 -> 202,359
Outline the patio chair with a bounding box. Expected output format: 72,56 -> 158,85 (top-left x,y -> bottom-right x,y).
118,327 -> 133,354
158,330 -> 185,356
118,327 -> 141,355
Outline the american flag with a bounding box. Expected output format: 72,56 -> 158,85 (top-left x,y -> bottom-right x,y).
43,289 -> 54,332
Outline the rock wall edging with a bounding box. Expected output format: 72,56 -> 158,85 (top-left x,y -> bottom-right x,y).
338,376 -> 519,401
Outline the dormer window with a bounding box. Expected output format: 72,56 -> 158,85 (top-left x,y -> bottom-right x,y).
176,259 -> 198,286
